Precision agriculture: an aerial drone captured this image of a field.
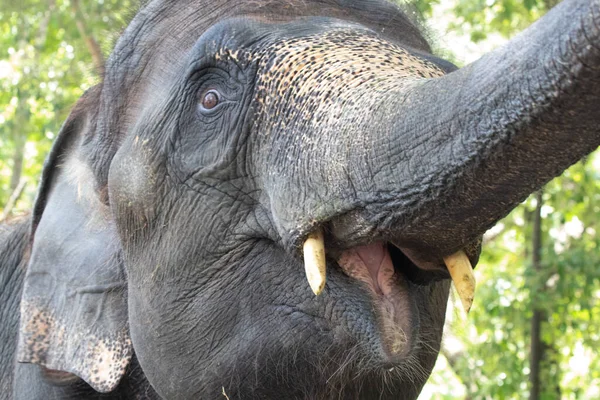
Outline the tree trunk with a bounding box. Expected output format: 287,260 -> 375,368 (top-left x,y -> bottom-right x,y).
71,0 -> 105,77
9,135 -> 26,192
529,190 -> 544,400
6,0 -> 54,199
1,180 -> 27,221
9,92 -> 29,192
36,0 -> 55,49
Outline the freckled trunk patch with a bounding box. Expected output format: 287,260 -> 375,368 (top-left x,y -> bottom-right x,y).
254,29 -> 444,138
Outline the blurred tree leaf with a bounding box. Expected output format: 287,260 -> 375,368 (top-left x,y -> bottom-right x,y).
0,0 -> 136,215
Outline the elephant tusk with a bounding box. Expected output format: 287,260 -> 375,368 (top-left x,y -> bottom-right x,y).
443,250 -> 476,314
303,228 -> 326,295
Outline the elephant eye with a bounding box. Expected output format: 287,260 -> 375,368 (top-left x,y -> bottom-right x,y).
200,90 -> 220,110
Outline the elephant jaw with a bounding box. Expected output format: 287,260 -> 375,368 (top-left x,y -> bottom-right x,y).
303,228 -> 476,313
302,231 -> 476,357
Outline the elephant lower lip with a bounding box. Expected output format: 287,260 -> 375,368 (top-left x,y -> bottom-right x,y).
336,242 -> 418,359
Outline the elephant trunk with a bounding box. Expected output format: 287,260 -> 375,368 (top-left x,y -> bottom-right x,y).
364,0 -> 600,255
258,0 -> 599,260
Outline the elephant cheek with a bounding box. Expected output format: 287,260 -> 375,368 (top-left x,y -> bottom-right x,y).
419,280 -> 451,371
126,289 -> 169,397
108,140 -> 183,397
108,136 -> 159,232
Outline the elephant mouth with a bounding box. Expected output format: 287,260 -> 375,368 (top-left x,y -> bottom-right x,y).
301,218 -> 479,300
336,242 -> 450,295
332,241 -> 450,360
298,216 -> 480,360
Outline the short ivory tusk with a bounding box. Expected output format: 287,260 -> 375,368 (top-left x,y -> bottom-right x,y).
443,250 -> 476,314
303,229 -> 326,295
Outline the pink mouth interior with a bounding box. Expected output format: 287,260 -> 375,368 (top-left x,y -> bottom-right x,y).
337,242 -> 396,296
337,242 -> 415,359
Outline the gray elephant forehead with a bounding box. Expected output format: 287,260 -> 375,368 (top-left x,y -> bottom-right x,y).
252,29 -> 446,134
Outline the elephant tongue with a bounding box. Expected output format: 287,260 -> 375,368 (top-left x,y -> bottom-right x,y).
337,242 -> 395,296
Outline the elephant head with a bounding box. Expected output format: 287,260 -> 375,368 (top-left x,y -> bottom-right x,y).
16,0 -> 599,398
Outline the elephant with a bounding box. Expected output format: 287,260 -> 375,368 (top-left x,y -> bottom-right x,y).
1,0 -> 599,398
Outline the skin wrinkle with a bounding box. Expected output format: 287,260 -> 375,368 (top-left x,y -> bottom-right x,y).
569,32 -> 600,74
167,59 -> 257,188
253,28 -> 444,244
368,0 -> 596,247
0,220 -> 29,394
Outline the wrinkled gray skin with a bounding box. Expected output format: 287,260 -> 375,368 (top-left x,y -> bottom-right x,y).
1,0 -> 599,398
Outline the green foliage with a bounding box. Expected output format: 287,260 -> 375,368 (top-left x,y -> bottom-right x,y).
411,0 -> 558,42
447,153 -> 600,399
450,0 -> 545,42
0,0 -> 136,215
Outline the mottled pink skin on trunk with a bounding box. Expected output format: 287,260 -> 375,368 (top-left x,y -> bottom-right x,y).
338,243 -> 414,358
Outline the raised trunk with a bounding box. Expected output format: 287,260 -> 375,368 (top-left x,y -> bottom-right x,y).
258,0 -> 598,257
366,0 -> 600,255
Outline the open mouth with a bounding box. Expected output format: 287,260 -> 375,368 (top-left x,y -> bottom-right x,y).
302,228 -> 477,313
301,228 -> 477,360
336,242 -> 449,295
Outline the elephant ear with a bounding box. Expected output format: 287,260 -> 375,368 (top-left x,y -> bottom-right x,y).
17,87 -> 132,393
